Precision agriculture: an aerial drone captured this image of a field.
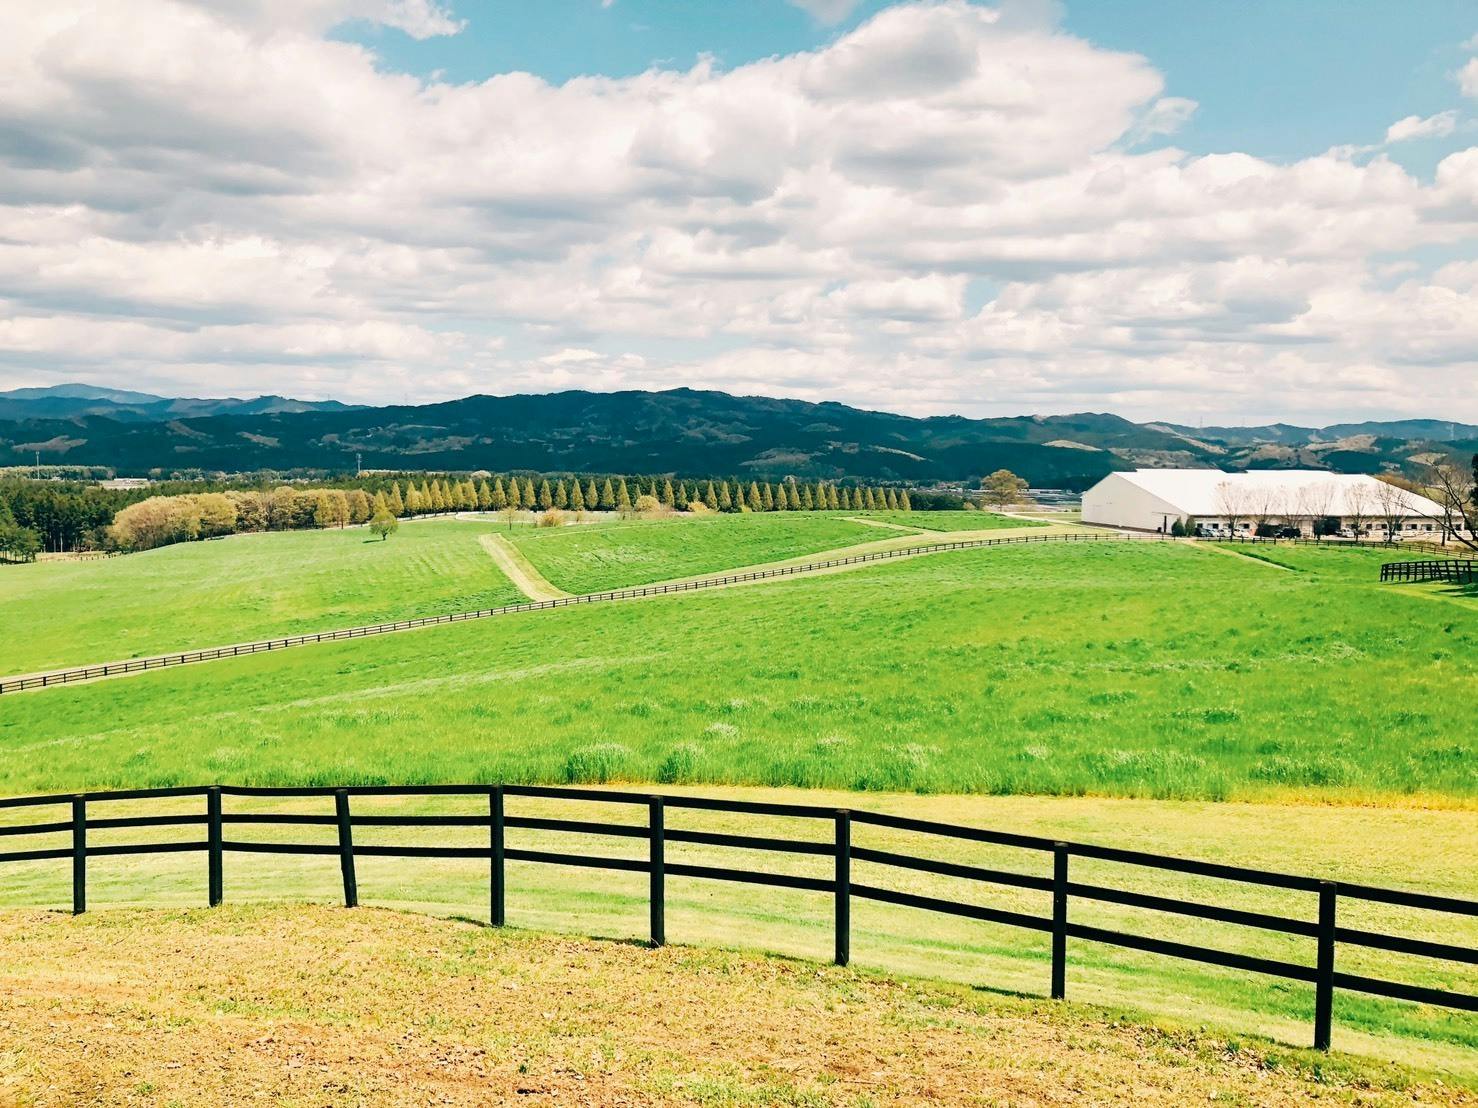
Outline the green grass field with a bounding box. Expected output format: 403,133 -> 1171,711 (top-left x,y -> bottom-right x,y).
507,512 -> 886,592
0,519 -> 525,675
850,509 -> 1037,531
3,541 -> 1472,802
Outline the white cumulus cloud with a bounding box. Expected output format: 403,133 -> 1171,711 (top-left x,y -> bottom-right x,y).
0,0 -> 1475,423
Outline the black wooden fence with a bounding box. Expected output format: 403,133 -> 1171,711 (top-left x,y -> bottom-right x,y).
1380,560 -> 1476,584
1,783 -> 1473,1052
0,531 -> 1148,695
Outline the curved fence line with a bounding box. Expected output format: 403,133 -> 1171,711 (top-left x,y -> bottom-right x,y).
0,781 -> 1472,1053
0,531 -> 1149,695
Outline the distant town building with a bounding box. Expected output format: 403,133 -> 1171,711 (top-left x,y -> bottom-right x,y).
100,477 -> 152,489
1082,469 -> 1454,540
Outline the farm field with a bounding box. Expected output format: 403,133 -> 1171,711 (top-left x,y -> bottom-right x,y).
4,904 -> 1464,1107
507,512 -> 892,592
2,541 -> 1473,802
0,788 -> 1471,1075
0,518 -> 527,676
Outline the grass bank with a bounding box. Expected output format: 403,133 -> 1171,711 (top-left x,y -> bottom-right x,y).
3,903 -> 1466,1106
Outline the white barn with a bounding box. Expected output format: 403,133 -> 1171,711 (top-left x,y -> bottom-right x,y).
1082,469 -> 1451,540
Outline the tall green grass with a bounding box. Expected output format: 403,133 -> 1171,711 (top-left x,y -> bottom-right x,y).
2,542 -> 1472,804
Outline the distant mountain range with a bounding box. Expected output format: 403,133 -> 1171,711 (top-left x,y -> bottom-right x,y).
0,383 -> 360,423
0,384 -> 1472,487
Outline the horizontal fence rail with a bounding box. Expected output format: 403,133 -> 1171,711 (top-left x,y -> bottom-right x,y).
0,531 -> 1151,695
0,783 -> 1472,1052
1380,560 -> 1476,584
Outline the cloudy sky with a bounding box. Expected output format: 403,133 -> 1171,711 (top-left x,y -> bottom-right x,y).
4,0 -> 1478,424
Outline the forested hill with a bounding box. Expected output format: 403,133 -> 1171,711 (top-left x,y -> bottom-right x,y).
1,386 -> 1471,485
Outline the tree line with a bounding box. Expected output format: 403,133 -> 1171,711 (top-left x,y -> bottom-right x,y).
95,475 -> 915,552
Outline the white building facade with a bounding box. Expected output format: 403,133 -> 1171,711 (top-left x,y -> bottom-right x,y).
1082,469 -> 1454,540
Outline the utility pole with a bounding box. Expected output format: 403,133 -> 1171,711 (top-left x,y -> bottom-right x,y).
356,452 -> 362,478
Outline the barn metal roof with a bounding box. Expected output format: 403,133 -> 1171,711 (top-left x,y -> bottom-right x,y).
1104,469 -> 1446,517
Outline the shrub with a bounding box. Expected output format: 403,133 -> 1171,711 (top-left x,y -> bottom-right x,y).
537,508 -> 565,528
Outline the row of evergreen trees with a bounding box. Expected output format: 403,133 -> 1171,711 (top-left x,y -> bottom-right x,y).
372,475 -> 913,516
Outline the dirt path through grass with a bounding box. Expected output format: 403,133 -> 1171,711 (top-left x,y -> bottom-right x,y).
478,533 -> 571,601
842,515 -> 928,533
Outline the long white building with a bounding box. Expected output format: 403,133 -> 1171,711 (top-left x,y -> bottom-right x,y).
1082,469 -> 1451,539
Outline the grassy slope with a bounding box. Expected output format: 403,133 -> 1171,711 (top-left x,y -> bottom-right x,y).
0,519 -> 526,675
0,789 -> 1472,1073
3,905 -> 1463,1107
2,541 -> 1473,802
507,513 -> 883,592
851,509 -> 1037,531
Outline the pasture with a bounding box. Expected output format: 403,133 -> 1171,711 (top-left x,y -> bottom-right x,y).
0,518 -> 525,676
1,540 -> 1472,802
505,512 -> 892,592
851,509 -> 1037,531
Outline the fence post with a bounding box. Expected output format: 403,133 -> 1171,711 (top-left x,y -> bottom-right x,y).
207,787 -> 223,907
1314,881 -> 1337,1050
489,785 -> 505,927
71,796 -> 86,915
835,810 -> 851,967
334,789 -> 358,908
649,796 -> 665,948
1051,843 -> 1068,1000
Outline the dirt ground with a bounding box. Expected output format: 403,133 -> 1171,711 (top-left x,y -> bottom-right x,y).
0,905 -> 1466,1107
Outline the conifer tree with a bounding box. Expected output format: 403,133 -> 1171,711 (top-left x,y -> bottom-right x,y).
431,480 -> 446,511
858,487 -> 872,510
599,479 -> 615,510
569,479 -> 585,511
507,478 -> 522,509
826,484 -> 839,510
837,487 -> 850,510
405,484 -> 423,513
886,488 -> 899,510
420,481 -> 434,512
760,483 -> 774,511
661,479 -> 675,507
898,489 -> 911,511
555,479 -> 568,509
587,479 -> 600,508
538,479 -> 553,511
388,482 -> 405,515
617,479 -> 632,512
771,483 -> 785,510
703,481 -> 718,510
491,477 -> 507,510
477,480 -> 493,510
348,489 -> 372,523
457,481 -> 474,510
801,484 -> 814,510
522,477 -> 536,507
747,482 -> 762,511
372,490 -> 389,515
718,482 -> 733,510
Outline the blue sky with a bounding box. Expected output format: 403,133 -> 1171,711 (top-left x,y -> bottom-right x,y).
340,0 -> 1478,170
5,0 -> 1478,423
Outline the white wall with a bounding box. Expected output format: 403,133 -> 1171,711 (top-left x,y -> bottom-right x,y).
1082,474 -> 1186,532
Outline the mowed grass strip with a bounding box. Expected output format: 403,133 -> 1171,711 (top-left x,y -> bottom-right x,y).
3,904 -> 1466,1107
507,512 -> 884,592
2,542 -> 1473,804
0,519 -> 527,675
